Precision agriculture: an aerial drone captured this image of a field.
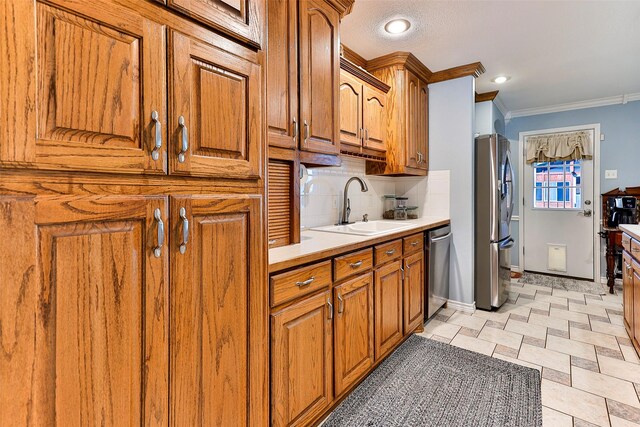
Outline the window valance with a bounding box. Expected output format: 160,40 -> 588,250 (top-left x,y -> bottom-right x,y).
525,130 -> 593,164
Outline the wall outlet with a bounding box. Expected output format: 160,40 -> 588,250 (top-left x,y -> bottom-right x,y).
605,170 -> 618,179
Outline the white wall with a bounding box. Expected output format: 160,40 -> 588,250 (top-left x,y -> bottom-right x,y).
475,101 -> 493,136
429,76 -> 476,305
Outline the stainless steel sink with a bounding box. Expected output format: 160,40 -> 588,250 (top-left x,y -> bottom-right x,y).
311,220 -> 413,236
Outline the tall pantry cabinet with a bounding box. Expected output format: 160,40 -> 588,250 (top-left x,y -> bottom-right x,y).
0,0 -> 267,426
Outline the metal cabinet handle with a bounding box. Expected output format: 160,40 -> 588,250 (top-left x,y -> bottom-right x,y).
385,249 -> 396,256
304,120 -> 309,142
406,262 -> 411,271
327,298 -> 333,320
151,110 -> 162,160
292,117 -> 298,141
411,241 -> 419,246
153,208 -> 164,258
268,239 -> 277,246
400,265 -> 404,280
178,115 -> 188,163
350,260 -> 363,268
365,129 -> 369,141
179,207 -> 189,254
338,293 -> 344,314
296,276 -> 315,287
633,247 -> 640,253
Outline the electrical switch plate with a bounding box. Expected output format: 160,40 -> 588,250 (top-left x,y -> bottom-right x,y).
605,170 -> 618,179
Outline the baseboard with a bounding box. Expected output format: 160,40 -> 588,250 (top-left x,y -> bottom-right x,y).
445,299 -> 476,314
511,265 -> 523,273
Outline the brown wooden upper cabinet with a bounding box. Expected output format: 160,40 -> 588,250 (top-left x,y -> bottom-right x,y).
267,0 -> 350,156
165,0 -> 265,49
1,0 -> 167,175
169,30 -> 262,179
169,194 -> 266,426
366,53 -> 430,176
339,65 -> 389,155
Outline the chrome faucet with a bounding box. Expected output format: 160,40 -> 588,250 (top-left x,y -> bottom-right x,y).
340,177 -> 368,225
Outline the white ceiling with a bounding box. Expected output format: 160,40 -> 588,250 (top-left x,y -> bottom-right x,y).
340,1 -> 640,114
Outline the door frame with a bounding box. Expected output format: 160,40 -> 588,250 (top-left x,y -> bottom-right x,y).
517,123 -> 601,281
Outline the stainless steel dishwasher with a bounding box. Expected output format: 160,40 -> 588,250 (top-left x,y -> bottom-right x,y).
426,225 -> 451,319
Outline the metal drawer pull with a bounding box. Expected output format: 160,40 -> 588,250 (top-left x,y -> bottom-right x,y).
338,293 -> 344,314
633,247 -> 640,253
400,265 -> 404,280
268,239 -> 277,245
385,249 -> 396,256
153,208 -> 164,258
365,129 -> 369,141
304,120 -> 309,142
295,276 -> 315,287
179,207 -> 189,254
151,110 -> 162,160
178,115 -> 188,163
327,298 -> 333,320
292,117 -> 298,140
350,260 -> 363,268
411,241 -> 419,246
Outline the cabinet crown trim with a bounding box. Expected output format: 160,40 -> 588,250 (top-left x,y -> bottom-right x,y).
340,57 -> 390,93
365,52 -> 432,84
430,62 -> 486,84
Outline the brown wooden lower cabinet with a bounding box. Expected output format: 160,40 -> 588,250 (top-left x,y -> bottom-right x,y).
403,250 -> 425,334
333,273 -> 375,395
374,260 -> 404,359
271,290 -> 334,427
623,251 -> 634,337
634,261 -> 640,349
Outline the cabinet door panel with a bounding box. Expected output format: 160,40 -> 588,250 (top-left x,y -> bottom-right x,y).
272,291 -> 333,427
418,81 -> 429,170
374,260 -> 403,359
167,0 -> 264,48
334,273 -> 374,396
404,251 -> 425,333
267,0 -> 298,149
170,195 -> 266,426
339,71 -> 363,148
1,1 -> 167,174
299,0 -> 340,155
634,264 -> 640,349
362,85 -> 387,152
623,252 -> 634,336
170,31 -> 262,179
7,196 -> 169,426
405,71 -> 420,169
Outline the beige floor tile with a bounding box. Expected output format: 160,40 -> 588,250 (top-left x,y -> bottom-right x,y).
519,343 -> 570,373
542,406 -> 573,427
437,307 -> 457,318
472,309 -> 511,324
497,302 -> 531,318
522,283 -> 556,293
586,298 -> 625,310
423,319 -> 461,339
492,353 -> 541,372
553,289 -> 588,301
546,335 -> 597,361
622,345 -> 640,364
572,366 -> 640,408
528,312 -> 569,331
505,318 -> 547,340
535,293 -> 569,306
449,333 -> 496,356
569,303 -> 609,317
610,314 -> 625,326
477,326 -> 523,349
599,356 -> 640,383
541,379 -> 610,426
510,285 -> 537,296
591,320 -> 629,338
610,415 -> 640,427
570,326 -> 620,350
515,298 -> 551,312
548,307 -> 590,324
607,399 -> 640,424
446,312 -> 487,331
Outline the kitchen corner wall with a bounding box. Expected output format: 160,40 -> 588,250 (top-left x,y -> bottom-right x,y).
301,158 -> 450,229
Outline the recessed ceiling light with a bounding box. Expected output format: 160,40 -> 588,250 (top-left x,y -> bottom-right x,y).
384,19 -> 411,34
492,76 -> 511,84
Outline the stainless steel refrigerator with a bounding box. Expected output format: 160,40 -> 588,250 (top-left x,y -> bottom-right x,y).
474,134 -> 514,310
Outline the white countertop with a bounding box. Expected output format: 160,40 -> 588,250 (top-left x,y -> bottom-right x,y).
269,216 -> 450,268
620,224 -> 640,241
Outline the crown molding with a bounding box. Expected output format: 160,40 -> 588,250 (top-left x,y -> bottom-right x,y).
340,44 -> 367,68
365,52 -> 433,83
429,62 -> 485,84
493,95 -> 508,118
475,90 -> 499,103
325,0 -> 355,17
340,57 -> 390,93
506,92 -> 640,120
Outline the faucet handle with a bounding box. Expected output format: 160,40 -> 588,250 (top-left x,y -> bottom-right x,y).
363,214 -> 368,222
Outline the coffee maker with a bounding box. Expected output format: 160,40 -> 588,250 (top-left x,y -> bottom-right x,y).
607,196 -> 638,227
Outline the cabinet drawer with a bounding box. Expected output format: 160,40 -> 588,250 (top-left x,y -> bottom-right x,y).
632,238 -> 640,260
374,240 -> 402,266
334,248 -> 373,282
403,233 -> 424,255
270,260 -> 332,307
623,233 -> 632,253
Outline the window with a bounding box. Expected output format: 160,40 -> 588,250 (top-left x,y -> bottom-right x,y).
532,160 -> 582,209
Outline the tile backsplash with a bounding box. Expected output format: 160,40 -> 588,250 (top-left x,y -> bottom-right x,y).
301,158 -> 450,229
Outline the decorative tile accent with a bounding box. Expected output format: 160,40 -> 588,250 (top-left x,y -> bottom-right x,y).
547,328 -> 570,339
571,356 -> 600,373
607,399 -> 640,424
494,344 -> 519,359
542,367 -> 571,386
570,320 -> 592,330
573,418 -> 603,427
589,314 -> 611,324
485,320 -> 506,329
596,345 -> 624,360
510,314 -> 530,323
523,336 -> 546,348
458,327 -> 480,338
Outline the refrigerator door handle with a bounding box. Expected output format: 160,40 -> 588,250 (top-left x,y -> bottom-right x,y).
430,232 -> 452,243
499,237 -> 515,250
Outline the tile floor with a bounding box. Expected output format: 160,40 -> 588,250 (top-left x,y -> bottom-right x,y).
418,279 -> 640,427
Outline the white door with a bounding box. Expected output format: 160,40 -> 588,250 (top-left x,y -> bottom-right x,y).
523,130 -> 595,280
